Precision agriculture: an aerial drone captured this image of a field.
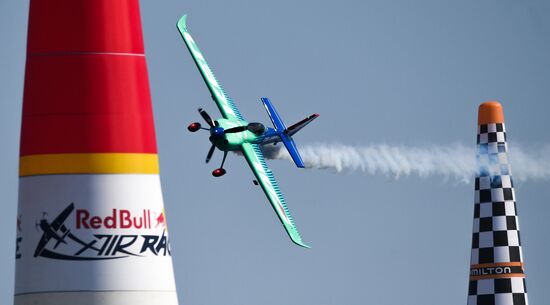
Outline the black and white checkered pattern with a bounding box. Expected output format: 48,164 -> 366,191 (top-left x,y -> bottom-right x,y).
468,123 -> 529,305
468,278 -> 528,305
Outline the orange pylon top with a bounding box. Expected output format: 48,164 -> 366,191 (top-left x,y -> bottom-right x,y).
478,101 -> 505,125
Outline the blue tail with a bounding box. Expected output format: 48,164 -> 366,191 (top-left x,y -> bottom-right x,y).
261,97 -> 316,168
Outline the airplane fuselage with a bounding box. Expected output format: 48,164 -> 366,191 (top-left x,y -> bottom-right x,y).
211,118 -> 279,152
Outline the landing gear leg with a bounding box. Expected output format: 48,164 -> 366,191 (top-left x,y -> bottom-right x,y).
212,151 -> 228,177
220,151 -> 228,168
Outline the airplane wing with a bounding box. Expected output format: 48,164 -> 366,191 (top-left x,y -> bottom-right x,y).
177,15 -> 244,120
240,143 -> 309,248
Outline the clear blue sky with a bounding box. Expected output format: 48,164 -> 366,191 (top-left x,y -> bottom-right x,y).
1,1 -> 550,304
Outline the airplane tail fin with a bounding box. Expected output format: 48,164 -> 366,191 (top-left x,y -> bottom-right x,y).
260,97 -> 319,168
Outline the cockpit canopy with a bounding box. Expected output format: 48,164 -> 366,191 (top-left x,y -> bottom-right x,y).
247,122 -> 265,135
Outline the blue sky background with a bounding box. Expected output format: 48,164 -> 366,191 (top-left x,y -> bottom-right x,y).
1,1 -> 550,304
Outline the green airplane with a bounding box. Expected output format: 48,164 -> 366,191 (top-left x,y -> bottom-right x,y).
177,15 -> 319,248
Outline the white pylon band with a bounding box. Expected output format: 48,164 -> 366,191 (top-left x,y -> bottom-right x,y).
15,174 -> 178,304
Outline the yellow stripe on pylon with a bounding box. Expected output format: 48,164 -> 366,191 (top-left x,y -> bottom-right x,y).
20,153 -> 159,176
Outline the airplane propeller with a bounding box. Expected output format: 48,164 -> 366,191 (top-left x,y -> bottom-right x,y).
205,144 -> 216,163
224,123 -> 265,135
191,108 -> 265,135
223,126 -> 247,133
190,108 -> 263,174
198,108 -> 215,127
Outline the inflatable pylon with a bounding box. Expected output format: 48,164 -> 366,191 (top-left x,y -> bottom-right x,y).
14,1 -> 179,304
467,101 -> 528,305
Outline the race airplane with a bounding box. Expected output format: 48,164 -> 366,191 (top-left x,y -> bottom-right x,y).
177,15 -> 318,248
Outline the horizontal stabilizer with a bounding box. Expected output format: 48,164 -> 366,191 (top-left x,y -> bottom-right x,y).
287,114 -> 319,137
280,133 -> 305,168
261,97 -> 286,131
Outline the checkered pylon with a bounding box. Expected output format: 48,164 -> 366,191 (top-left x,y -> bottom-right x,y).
467,102 -> 528,305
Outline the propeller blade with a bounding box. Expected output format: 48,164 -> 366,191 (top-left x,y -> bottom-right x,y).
198,108 -> 215,127
205,144 -> 216,163
224,126 -> 247,134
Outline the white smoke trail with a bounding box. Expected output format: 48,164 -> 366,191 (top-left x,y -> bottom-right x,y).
260,143 -> 550,183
